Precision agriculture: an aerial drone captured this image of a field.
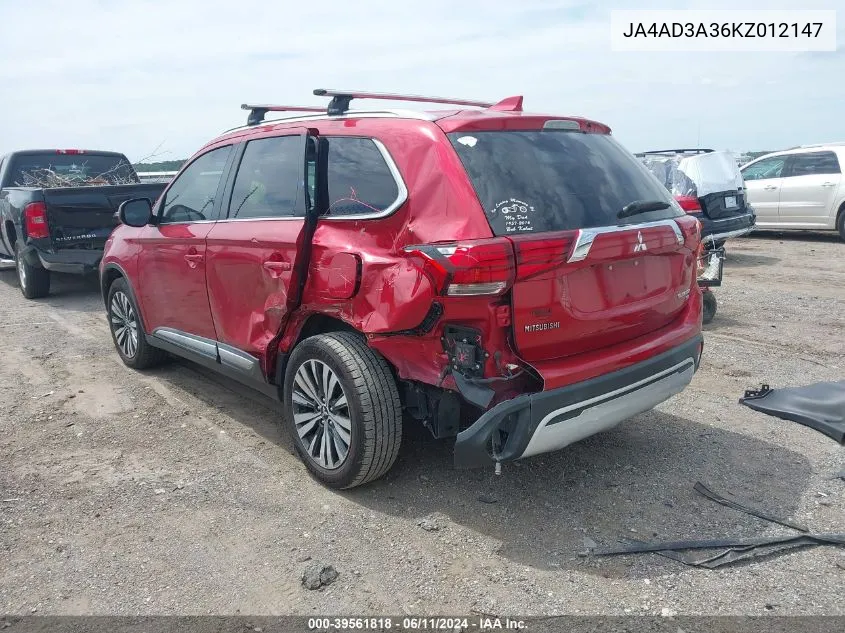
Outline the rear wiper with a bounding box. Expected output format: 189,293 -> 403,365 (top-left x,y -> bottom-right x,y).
618,200 -> 670,219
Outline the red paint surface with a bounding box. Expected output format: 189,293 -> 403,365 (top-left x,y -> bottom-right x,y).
104,105 -> 701,407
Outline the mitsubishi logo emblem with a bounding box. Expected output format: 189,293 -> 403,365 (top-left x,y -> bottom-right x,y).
633,231 -> 647,253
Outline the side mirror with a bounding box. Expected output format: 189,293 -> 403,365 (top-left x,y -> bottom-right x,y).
118,198 -> 153,227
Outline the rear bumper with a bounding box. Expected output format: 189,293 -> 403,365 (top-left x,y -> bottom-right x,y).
453,334 -> 703,469
36,248 -> 103,274
695,211 -> 756,245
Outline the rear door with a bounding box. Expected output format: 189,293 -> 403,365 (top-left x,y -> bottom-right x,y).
137,145 -> 234,343
205,130 -> 309,368
740,156 -> 787,226
448,129 -> 696,363
778,151 -> 842,226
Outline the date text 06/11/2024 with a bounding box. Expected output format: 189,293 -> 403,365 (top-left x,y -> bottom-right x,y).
306,617 -> 527,630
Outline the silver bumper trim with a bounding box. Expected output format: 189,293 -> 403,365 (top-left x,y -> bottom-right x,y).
520,358 -> 696,458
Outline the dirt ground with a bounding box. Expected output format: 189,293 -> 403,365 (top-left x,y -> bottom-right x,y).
1,232 -> 844,617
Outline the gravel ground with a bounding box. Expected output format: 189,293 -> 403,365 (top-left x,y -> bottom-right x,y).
0,232 -> 843,616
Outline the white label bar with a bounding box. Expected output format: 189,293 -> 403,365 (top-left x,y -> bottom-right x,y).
611,10 -> 837,52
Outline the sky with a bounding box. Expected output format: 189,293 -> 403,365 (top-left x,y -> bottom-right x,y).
0,0 -> 842,162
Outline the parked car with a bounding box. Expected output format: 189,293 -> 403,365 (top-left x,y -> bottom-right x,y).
637,149 -> 756,247
0,149 -> 167,298
101,90 -> 704,489
740,143 -> 845,240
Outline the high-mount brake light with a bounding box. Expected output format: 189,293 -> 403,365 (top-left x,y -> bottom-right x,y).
56,149 -> 85,155
405,239 -> 515,297
24,202 -> 50,239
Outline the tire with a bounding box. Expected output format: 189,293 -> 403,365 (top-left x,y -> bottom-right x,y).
702,290 -> 717,325
15,241 -> 50,299
106,277 -> 167,369
837,208 -> 845,242
283,332 -> 402,489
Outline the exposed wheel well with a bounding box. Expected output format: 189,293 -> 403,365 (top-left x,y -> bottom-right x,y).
101,267 -> 123,306
275,314 -> 361,385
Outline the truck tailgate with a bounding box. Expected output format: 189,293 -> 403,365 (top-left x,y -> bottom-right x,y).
42,183 -> 166,248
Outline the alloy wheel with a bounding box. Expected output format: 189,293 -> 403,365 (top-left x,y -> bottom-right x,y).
291,359 -> 352,470
110,291 -> 139,358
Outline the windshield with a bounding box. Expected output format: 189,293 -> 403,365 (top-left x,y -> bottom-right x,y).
8,153 -> 138,188
448,130 -> 680,235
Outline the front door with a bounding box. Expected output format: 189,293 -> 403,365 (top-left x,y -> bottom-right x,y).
205,132 -> 309,371
137,144 -> 234,344
778,151 -> 842,227
741,155 -> 787,227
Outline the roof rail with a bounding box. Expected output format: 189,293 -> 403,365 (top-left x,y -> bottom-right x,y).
313,88 -> 507,115
799,141 -> 845,148
241,103 -> 325,126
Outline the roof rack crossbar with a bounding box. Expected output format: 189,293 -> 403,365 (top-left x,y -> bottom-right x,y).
637,148 -> 715,155
241,103 -> 326,126
313,88 -> 495,115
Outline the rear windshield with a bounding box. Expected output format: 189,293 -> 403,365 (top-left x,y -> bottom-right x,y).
448,131 -> 680,235
8,153 -> 138,188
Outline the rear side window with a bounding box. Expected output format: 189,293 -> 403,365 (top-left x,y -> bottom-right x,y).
787,151 -> 841,177
229,136 -> 303,219
324,138 -> 399,216
448,131 -> 678,235
741,156 -> 786,181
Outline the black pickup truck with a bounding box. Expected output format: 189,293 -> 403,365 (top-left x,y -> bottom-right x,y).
0,149 -> 167,298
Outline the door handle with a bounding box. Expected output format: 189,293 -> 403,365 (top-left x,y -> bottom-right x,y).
763,185 -> 778,190
184,253 -> 204,268
821,182 -> 836,187
263,260 -> 292,276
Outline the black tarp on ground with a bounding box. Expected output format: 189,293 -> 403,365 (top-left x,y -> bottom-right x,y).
740,381 -> 845,444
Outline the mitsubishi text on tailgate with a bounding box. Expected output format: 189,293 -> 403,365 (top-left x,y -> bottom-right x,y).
100,90 -> 704,488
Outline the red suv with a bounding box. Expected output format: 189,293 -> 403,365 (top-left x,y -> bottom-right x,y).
101,90 -> 704,489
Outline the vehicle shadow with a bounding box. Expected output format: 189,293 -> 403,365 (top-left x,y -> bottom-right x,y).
144,358 -> 813,579
724,251 -> 780,268
0,270 -> 102,312
742,231 -> 842,244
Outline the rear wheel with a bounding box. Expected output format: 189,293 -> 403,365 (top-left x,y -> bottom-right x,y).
283,332 -> 402,489
107,277 -> 167,369
702,290 -> 717,325
15,241 -> 50,299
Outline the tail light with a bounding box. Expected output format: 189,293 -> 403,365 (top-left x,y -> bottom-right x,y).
405,238 -> 515,296
675,195 -> 701,212
24,202 -> 50,239
510,231 -> 577,280
674,214 -> 701,245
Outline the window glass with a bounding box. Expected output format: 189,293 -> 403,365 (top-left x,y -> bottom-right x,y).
229,136 -> 303,219
448,131 -> 679,235
788,152 -> 841,177
325,138 -> 399,216
160,146 -> 232,223
741,157 -> 786,181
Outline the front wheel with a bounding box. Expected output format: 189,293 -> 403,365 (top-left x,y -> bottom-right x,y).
15,241 -> 50,299
837,209 -> 845,242
107,277 -> 167,369
283,332 -> 402,489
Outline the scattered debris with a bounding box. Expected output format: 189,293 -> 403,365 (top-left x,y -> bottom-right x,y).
153,488 -> 166,495
694,481 -> 808,532
417,516 -> 441,532
296,555 -> 311,563
477,494 -> 498,504
739,381 -> 845,444
301,563 -> 338,590
593,533 -> 845,569
2,499 -> 21,503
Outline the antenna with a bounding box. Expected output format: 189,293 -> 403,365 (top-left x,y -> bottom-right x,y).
312,89 -> 498,116
241,103 -> 325,126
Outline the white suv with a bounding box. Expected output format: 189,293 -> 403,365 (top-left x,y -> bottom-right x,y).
740,143 -> 845,241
